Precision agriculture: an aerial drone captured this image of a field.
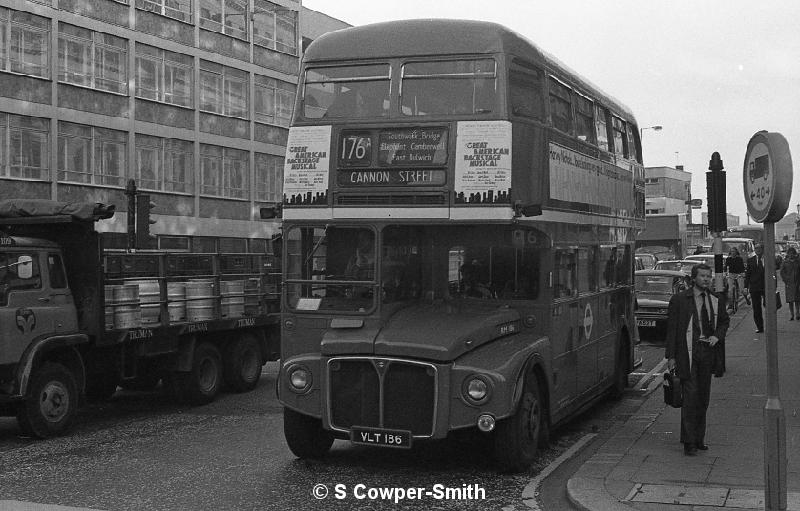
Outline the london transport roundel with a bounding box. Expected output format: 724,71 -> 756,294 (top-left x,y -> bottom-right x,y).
743,131 -> 793,223
583,303 -> 593,341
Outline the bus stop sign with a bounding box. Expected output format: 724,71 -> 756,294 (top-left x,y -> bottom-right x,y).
743,131 -> 793,223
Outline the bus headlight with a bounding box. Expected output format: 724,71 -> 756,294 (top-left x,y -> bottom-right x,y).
288,366 -> 312,392
463,375 -> 491,404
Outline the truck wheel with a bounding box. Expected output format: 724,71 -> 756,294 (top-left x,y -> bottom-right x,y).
174,343 -> 223,405
492,373 -> 547,473
16,362 -> 78,438
283,407 -> 334,459
224,335 -> 262,393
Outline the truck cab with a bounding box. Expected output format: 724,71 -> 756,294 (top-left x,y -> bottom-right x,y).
1,237 -> 79,365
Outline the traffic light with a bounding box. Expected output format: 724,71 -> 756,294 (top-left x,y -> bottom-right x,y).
136,194 -> 157,249
706,152 -> 727,233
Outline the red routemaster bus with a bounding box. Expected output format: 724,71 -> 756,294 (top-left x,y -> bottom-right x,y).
278,19 -> 645,472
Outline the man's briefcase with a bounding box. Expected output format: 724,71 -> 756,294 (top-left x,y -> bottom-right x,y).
663,370 -> 683,408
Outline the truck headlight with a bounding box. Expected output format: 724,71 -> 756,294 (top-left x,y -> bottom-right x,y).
288,366 -> 311,392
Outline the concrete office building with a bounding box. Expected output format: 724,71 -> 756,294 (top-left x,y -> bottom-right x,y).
0,0 -> 347,253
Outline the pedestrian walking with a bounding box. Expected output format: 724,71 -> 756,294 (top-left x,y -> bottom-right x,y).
665,263 -> 729,456
779,246 -> 800,320
724,247 -> 748,311
744,243 -> 767,333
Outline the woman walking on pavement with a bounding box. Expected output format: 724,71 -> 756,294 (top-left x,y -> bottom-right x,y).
779,247 -> 800,320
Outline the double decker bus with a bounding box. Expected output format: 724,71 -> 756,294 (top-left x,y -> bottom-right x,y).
278,19 -> 645,472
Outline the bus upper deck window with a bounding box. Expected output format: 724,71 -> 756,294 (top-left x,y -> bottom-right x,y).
303,64 -> 390,119
401,59 -> 497,116
509,65 -> 544,119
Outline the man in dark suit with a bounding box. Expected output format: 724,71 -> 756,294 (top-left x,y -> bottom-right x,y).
744,243 -> 766,333
665,263 -> 728,456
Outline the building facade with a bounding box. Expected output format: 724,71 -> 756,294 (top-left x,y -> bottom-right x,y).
643,165 -> 691,216
0,0 -> 342,253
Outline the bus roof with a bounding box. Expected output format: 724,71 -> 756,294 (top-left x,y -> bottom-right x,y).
304,19 -> 637,121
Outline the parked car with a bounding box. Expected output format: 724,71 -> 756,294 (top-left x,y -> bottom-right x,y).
721,237 -> 756,259
684,253 -> 728,271
635,252 -> 658,270
635,269 -> 692,331
653,259 -> 702,274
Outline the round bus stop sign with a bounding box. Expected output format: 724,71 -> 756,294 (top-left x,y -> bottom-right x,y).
743,131 -> 793,223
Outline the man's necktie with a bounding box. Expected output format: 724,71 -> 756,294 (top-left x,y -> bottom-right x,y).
700,292 -> 714,337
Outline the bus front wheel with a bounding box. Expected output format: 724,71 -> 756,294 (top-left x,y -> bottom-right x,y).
283,407 -> 334,459
492,374 -> 547,473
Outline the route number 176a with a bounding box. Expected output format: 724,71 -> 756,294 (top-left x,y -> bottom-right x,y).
340,134 -> 371,165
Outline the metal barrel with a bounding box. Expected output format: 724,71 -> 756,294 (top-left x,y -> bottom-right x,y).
167,281 -> 186,323
243,278 -> 261,316
220,280 -> 245,318
104,285 -> 117,330
185,280 -> 215,321
113,284 -> 141,329
129,279 -> 161,325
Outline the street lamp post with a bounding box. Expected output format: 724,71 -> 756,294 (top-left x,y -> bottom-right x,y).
639,125 -> 663,140
639,125 -> 663,166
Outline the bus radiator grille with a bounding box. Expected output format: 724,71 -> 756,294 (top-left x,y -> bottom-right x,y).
329,358 -> 436,436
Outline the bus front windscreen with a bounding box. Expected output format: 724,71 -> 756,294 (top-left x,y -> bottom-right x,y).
285,225 -> 542,313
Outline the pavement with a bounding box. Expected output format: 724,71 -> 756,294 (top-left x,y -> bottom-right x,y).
567,298 -> 800,510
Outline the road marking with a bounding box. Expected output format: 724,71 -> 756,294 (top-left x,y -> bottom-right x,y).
521,433 -> 597,510
635,357 -> 667,391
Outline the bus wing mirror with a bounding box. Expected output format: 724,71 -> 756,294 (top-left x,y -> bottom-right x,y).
260,204 -> 283,219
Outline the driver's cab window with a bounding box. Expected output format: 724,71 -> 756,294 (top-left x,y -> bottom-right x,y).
449,243 -> 540,300
0,252 -> 42,306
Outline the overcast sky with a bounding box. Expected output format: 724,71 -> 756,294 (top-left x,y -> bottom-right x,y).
302,0 -> 800,224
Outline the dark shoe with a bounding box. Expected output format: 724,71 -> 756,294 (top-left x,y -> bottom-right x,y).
756,329 -> 764,333
790,317 -> 795,321
684,445 -> 698,456
696,443 -> 709,450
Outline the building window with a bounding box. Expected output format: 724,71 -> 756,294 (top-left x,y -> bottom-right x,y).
200,144 -> 248,199
58,24 -> 127,94
255,152 -> 282,202
57,122 -> 126,187
200,62 -> 248,118
135,44 -> 193,107
135,134 -> 193,193
254,76 -> 295,126
0,8 -> 50,78
200,0 -> 248,40
135,0 -> 192,23
252,0 -> 297,55
0,113 -> 50,180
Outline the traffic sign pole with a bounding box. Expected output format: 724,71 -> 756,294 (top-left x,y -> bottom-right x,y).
742,131 -> 792,511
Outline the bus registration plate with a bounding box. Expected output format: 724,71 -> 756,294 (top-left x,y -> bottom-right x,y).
636,319 -> 656,327
350,426 -> 412,449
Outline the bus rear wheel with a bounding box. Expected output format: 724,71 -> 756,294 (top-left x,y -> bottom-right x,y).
492,373 -> 547,473
17,362 -> 78,438
283,407 -> 334,459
